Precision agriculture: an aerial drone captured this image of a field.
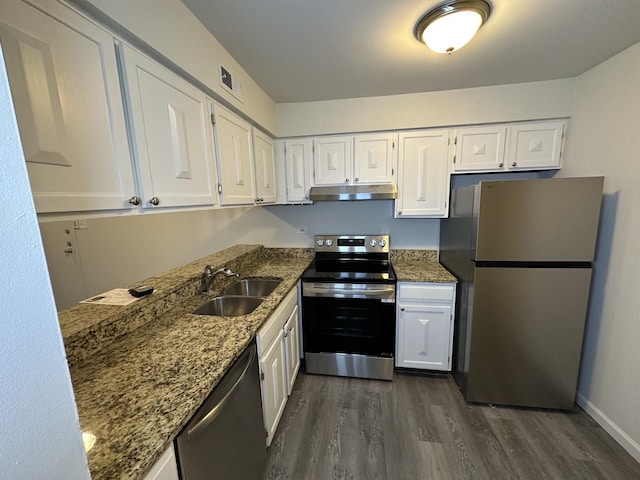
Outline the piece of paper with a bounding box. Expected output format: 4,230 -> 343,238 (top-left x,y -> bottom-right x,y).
80,288 -> 139,306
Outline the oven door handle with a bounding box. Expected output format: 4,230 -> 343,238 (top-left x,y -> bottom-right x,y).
302,283 -> 396,299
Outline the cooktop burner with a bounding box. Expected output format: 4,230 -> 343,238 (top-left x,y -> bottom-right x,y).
301,234 -> 396,283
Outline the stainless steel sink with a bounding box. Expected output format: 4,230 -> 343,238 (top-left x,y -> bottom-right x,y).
222,278 -> 281,297
193,296 -> 263,316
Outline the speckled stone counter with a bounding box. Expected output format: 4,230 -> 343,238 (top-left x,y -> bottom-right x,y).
391,249 -> 457,283
64,245 -> 312,480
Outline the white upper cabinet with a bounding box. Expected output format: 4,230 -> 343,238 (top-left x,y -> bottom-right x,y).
313,135 -> 352,185
119,44 -> 217,209
353,133 -> 396,184
253,129 -> 277,204
214,104 -> 256,205
507,121 -> 564,170
395,130 -> 451,218
0,0 -> 136,213
313,133 -> 396,186
283,138 -> 313,203
452,120 -> 565,173
453,125 -> 507,172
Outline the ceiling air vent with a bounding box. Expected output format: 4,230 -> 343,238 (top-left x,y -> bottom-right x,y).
218,62 -> 243,102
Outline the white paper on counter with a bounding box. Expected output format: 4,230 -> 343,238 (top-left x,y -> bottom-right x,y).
80,288 -> 139,306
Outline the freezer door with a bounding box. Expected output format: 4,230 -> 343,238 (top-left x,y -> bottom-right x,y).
474,177 -> 603,262
465,267 -> 592,409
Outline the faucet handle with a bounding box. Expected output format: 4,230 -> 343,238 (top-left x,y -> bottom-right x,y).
222,267 -> 239,277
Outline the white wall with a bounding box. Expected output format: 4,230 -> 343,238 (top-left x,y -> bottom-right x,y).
276,78 -> 575,137
560,41 -> 640,461
254,201 -> 440,249
67,0 -> 276,134
41,200 -> 440,309
0,47 -> 89,480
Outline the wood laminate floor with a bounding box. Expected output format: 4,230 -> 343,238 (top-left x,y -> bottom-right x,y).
261,371 -> 640,480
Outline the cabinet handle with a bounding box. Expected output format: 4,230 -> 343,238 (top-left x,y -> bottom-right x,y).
128,196 -> 141,206
345,178 -> 350,183
64,247 -> 74,254
400,307 -> 405,311
398,211 -> 402,215
354,177 -> 359,183
499,162 -> 504,168
512,162 -> 517,167
149,197 -> 160,206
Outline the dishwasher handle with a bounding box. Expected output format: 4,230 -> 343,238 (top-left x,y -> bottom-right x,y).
187,345 -> 256,439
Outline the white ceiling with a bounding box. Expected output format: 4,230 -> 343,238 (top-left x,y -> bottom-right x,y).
180,0 -> 640,104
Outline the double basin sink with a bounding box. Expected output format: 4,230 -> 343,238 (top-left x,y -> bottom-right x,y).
193,278 -> 281,317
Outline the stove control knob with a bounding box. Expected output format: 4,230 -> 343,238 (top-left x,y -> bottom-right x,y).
317,239 -> 324,247
325,239 -> 333,247
379,238 -> 387,248
369,239 -> 377,247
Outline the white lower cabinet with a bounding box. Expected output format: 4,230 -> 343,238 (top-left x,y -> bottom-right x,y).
142,445 -> 179,480
259,326 -> 287,445
396,282 -> 456,371
256,287 -> 300,446
284,305 -> 301,395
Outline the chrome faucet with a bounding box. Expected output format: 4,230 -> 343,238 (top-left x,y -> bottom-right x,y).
200,265 -> 239,294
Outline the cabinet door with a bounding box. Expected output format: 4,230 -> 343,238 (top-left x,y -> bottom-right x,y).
396,130 -> 450,217
214,104 -> 256,205
141,445 -> 179,480
284,306 -> 300,395
284,138 -> 313,203
453,126 -> 507,172
353,133 -> 395,184
259,328 -> 287,446
119,44 -> 216,208
0,0 -> 135,213
253,129 -> 277,204
507,121 -> 564,170
396,303 -> 453,371
313,136 -> 352,185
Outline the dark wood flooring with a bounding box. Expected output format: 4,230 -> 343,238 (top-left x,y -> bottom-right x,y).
261,371 -> 640,480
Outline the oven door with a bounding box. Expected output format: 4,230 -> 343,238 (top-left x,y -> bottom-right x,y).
301,281 -> 396,380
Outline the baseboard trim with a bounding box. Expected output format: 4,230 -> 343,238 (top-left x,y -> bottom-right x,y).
576,392 -> 640,463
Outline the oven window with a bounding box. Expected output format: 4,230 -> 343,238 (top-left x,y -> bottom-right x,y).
302,295 -> 395,357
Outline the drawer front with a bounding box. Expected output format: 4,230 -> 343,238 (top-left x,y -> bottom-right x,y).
398,283 -> 455,303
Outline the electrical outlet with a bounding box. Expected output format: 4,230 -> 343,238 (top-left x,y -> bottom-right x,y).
73,219 -> 88,229
296,226 -> 308,234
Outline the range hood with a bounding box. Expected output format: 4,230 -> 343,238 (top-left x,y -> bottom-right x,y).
308,184 -> 398,201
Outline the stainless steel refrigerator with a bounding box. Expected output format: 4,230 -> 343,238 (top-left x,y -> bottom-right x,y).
440,177 -> 604,410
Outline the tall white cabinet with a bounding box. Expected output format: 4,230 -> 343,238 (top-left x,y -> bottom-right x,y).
395,130 -> 451,218
119,44 -> 217,209
0,0 -> 136,213
252,129 -> 277,204
282,138 -> 313,203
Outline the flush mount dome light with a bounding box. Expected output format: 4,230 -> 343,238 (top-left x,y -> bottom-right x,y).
415,0 -> 491,54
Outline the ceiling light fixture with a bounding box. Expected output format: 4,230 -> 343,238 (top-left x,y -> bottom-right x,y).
414,0 -> 491,54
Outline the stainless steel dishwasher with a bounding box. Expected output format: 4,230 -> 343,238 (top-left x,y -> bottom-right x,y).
175,341 -> 267,480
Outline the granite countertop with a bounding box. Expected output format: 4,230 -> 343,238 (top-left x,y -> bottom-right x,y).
391,249 -> 457,283
64,245 -> 453,479
65,245 -> 311,480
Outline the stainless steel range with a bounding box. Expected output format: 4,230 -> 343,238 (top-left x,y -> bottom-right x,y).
301,234 -> 396,381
